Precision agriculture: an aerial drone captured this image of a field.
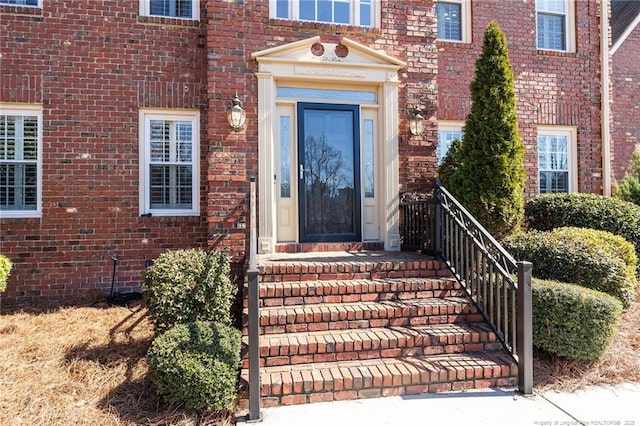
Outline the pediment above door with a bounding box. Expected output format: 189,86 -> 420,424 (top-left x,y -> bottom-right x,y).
251,36 -> 405,83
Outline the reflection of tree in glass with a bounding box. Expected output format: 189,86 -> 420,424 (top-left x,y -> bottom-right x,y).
304,133 -> 353,234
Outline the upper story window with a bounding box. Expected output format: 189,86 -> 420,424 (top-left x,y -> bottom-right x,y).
139,109 -> 200,216
0,0 -> 39,5
437,121 -> 464,164
538,126 -> 577,193
272,0 -> 378,27
0,104 -> 42,218
140,0 -> 199,20
536,0 -> 575,52
436,0 -> 471,43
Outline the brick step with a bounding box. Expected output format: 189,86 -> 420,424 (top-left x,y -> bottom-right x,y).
251,352 -> 518,407
252,323 -> 503,368
257,298 -> 483,335
257,251 -> 450,283
245,277 -> 465,308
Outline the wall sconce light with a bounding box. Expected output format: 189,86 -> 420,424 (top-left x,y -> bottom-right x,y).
227,93 -> 246,131
408,108 -> 425,136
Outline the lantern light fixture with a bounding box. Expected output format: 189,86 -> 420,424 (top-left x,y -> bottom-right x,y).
227,93 -> 246,131
408,108 -> 425,136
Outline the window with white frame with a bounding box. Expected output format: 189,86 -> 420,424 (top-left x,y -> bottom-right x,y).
140,0 -> 199,20
272,0 -> 378,27
0,0 -> 39,6
437,121 -> 464,164
139,110 -> 200,216
536,0 -> 575,52
436,0 -> 471,43
0,105 -> 42,218
538,127 -> 577,193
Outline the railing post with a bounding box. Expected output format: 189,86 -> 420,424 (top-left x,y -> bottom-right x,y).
247,177 -> 261,421
433,180 -> 442,256
516,261 -> 533,395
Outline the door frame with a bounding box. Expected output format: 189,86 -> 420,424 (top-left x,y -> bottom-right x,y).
297,102 -> 362,243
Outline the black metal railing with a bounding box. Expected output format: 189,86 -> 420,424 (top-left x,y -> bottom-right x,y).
246,177 -> 261,420
400,181 -> 533,395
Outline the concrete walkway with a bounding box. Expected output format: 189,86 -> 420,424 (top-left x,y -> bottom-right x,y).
240,383 -> 640,426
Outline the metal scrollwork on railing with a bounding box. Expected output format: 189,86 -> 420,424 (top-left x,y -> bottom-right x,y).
437,183 -> 517,282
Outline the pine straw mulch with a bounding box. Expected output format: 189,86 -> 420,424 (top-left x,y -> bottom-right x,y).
533,287 -> 640,391
0,291 -> 233,426
0,289 -> 639,425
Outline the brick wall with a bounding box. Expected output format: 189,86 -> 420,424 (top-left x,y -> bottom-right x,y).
0,1 -> 209,306
437,0 -> 605,197
612,22 -> 640,181
1,0 -> 606,306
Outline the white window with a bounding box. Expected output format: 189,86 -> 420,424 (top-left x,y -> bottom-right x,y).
140,0 -> 199,20
0,104 -> 42,218
436,0 -> 471,43
139,110 -> 200,216
271,0 -> 378,27
0,0 -> 39,6
537,126 -> 577,193
536,0 -> 575,52
437,121 -> 464,164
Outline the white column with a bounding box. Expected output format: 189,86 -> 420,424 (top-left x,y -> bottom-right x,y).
256,70 -> 276,253
382,76 -> 400,251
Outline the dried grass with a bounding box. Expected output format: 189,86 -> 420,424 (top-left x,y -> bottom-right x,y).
1,287 -> 638,424
533,288 -> 640,391
0,292 -> 233,426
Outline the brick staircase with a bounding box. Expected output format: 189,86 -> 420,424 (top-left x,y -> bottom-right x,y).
241,249 -> 517,408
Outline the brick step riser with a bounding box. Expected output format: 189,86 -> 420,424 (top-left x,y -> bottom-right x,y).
255,313 -> 485,335
251,354 -> 518,407
245,289 -> 467,308
259,268 -> 451,283
242,341 -> 505,368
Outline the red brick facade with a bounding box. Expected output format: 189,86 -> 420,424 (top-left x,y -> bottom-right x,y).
1,0 -> 610,306
612,20 -> 640,181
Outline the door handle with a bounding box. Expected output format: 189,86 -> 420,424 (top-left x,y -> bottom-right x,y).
299,164 -> 307,180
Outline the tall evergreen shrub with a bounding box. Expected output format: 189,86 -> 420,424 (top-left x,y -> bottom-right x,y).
613,151 -> 640,206
439,22 -> 525,239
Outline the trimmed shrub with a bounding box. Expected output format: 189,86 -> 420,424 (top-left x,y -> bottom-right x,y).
0,254 -> 12,294
440,22 -> 525,239
525,192 -> 640,271
613,151 -> 640,206
504,227 -> 638,308
142,249 -> 236,333
147,321 -> 241,411
532,278 -> 623,361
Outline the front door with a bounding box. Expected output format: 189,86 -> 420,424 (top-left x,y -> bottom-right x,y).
297,103 -> 361,242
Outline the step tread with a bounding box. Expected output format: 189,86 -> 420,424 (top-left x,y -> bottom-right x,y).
258,323 -> 498,349
254,352 -> 517,398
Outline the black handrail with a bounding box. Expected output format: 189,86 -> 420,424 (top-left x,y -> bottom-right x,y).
247,177 -> 261,420
400,181 -> 532,395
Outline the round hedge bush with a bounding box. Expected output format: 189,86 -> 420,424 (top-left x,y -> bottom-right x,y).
0,254 -> 12,294
142,249 -> 236,333
147,321 -> 241,411
525,193 -> 640,273
503,227 -> 638,308
532,278 -> 623,361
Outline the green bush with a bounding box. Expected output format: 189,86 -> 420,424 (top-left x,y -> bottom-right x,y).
147,321 -> 241,411
532,278 -> 622,361
142,249 -> 236,333
0,254 -> 12,294
525,192 -> 640,271
613,152 -> 640,206
440,22 -> 525,239
504,227 -> 638,308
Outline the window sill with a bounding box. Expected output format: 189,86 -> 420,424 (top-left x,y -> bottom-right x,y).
536,48 -> 577,58
269,18 -> 381,35
0,4 -> 42,17
137,15 -> 200,27
0,212 -> 42,220
436,39 -> 473,49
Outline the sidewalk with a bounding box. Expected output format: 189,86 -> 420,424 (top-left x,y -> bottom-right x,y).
240,383 -> 640,426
